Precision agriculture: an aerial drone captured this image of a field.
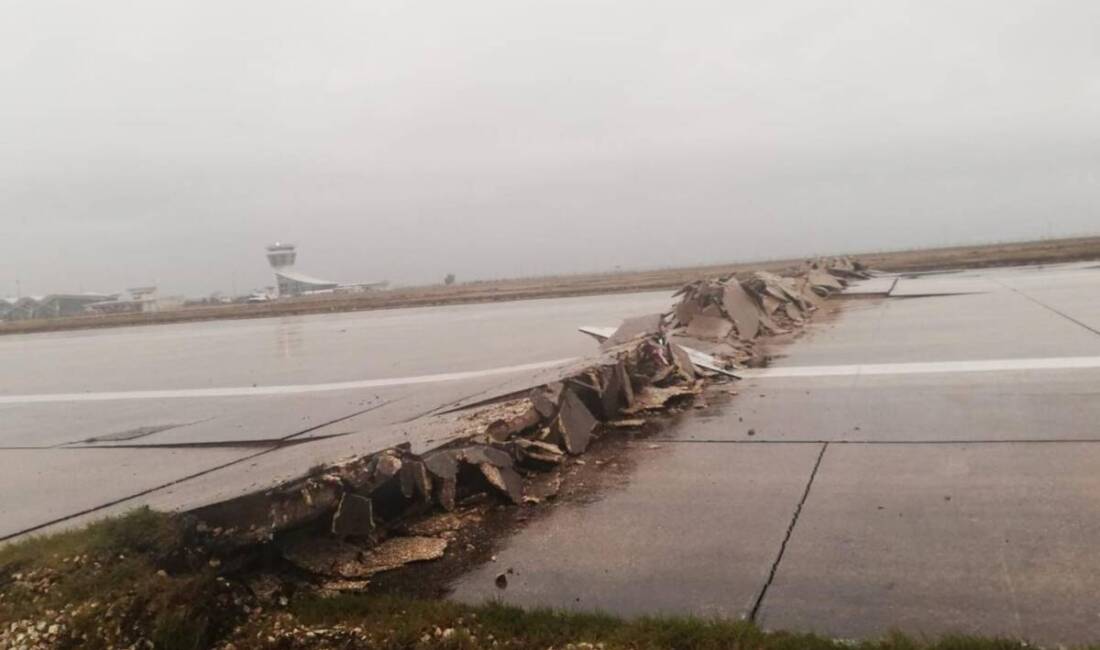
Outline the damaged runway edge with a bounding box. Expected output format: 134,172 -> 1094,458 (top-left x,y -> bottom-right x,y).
152,258 -> 872,592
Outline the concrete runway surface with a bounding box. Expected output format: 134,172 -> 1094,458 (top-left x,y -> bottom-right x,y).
450,261 -> 1100,646
0,291 -> 673,540
6,261 -> 1100,643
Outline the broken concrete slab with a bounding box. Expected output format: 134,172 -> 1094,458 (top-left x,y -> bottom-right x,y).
623,383 -> 702,413
282,535 -> 448,579
668,344 -> 697,381
552,389 -> 598,455
600,313 -> 665,349
808,269 -> 845,292
459,445 -> 513,468
685,314 -> 733,341
360,536 -> 448,576
529,383 -> 565,419
484,403 -> 542,442
331,493 -> 375,537
399,460 -> 433,502
281,537 -> 372,578
721,281 -> 762,340
512,439 -> 566,467
422,449 -> 460,481
479,464 -> 524,504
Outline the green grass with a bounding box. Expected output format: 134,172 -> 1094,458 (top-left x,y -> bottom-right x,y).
0,507 -> 182,569
0,508 -> 225,650
289,593 -> 1052,650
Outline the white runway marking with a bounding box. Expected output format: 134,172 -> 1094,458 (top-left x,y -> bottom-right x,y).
6,355 -> 1100,405
0,358 -> 579,405
742,356 -> 1100,379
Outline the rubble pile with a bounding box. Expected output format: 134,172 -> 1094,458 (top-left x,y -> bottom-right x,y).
190,329 -> 711,590
669,257 -> 870,365
188,257 -> 868,591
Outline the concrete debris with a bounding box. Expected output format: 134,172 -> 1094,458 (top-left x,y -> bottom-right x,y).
478,464 -> 524,504
529,382 -> 565,419
436,478 -> 457,513
623,383 -> 703,413
422,450 -> 460,481
668,343 -> 697,381
319,579 -> 372,594
331,493 -> 374,537
684,314 -> 733,341
457,398 -> 541,441
512,438 -> 566,467
721,280 -> 762,340
282,535 -> 448,579
808,269 -> 844,293
667,257 -> 868,366
599,313 -> 665,349
281,537 -> 373,578
552,389 -> 598,455
371,453 -> 403,483
459,445 -> 514,468
398,460 -> 433,502
525,471 -> 563,502
357,536 -> 448,576
402,511 -> 475,537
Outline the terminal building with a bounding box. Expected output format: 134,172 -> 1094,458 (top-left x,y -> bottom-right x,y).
266,243 -> 387,297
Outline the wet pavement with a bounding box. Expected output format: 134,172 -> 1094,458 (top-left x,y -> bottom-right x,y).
0,291 -> 672,540
448,261 -> 1100,646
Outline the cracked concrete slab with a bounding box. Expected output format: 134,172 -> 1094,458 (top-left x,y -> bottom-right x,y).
0,446 -> 259,540
448,443 -> 822,618
771,289 -> 1100,368
668,368 -> 1100,442
757,443 -> 1100,646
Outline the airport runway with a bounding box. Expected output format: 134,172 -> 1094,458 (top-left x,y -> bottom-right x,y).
0,290 -> 673,540
450,261 -> 1100,646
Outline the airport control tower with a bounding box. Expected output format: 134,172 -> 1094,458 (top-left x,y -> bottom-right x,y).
266,242 -> 297,270
265,243 -> 338,297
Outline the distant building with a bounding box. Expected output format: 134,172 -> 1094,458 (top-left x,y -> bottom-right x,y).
265,243 -> 387,297
0,287 -> 183,322
86,286 -> 180,315
0,293 -> 115,321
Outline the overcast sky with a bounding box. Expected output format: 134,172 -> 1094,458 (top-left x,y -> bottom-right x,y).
2,0 -> 1098,297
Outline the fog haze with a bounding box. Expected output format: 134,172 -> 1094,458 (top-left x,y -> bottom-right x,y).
3,0 -> 1099,296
